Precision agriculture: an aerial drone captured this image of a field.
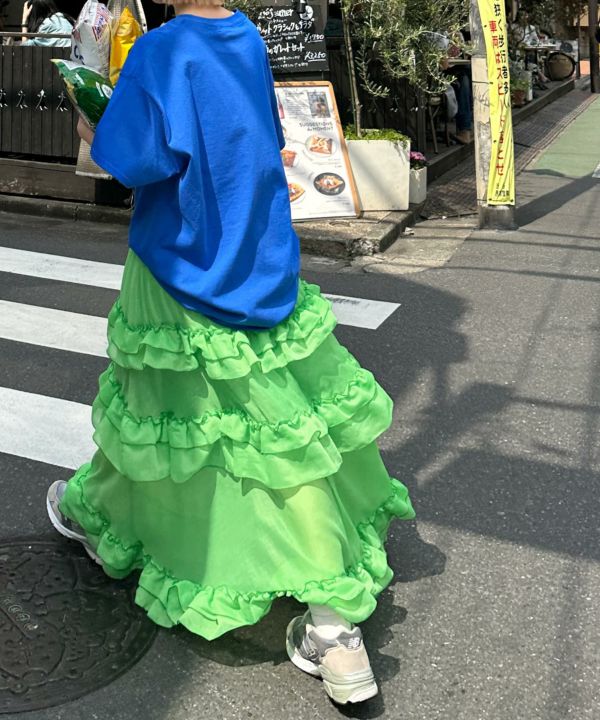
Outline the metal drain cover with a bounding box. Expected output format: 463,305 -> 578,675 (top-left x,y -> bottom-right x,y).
0,539 -> 157,714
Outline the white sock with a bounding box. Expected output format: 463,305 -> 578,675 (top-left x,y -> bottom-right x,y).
308,604 -> 353,639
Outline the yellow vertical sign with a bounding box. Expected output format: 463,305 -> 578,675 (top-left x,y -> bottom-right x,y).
477,0 -> 515,205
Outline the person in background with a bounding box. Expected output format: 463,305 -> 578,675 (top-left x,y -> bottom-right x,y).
21,0 -> 72,46
441,33 -> 473,146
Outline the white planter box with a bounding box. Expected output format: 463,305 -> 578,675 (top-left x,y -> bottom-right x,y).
409,167 -> 427,205
347,138 -> 410,212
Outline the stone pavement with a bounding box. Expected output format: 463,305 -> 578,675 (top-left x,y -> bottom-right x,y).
0,95 -> 600,720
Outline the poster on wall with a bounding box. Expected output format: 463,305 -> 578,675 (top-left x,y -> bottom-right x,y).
275,81 -> 360,221
477,0 -> 515,206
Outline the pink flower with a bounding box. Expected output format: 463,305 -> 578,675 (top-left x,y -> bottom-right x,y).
410,151 -> 428,168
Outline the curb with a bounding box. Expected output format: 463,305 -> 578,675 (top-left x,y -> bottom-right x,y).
0,192 -> 421,260
295,208 -> 420,259
0,193 -> 131,225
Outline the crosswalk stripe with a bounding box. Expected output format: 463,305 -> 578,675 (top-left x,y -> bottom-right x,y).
0,246 -> 399,330
0,246 -> 122,290
325,294 -> 399,329
0,301 -> 108,357
0,387 -> 94,470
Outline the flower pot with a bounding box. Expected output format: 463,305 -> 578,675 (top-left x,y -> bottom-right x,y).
409,167 -> 427,205
347,138 -> 410,212
511,89 -> 526,107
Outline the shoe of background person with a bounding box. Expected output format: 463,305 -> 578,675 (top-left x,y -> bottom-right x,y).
454,129 -> 473,145
46,480 -> 101,563
286,612 -> 378,705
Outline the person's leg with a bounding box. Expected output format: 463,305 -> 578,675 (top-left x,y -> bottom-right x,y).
454,68 -> 473,142
287,605 -> 378,705
308,604 -> 352,638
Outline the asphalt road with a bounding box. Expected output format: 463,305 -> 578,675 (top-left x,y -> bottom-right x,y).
0,98 -> 599,720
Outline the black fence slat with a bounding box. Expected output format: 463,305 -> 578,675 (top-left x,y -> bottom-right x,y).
12,47 -> 23,154
22,45 -> 33,155
1,47 -> 13,154
31,46 -> 45,155
0,48 -> 4,154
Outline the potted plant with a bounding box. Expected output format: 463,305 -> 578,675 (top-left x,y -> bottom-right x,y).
511,77 -> 529,107
345,127 -> 411,211
409,151 -> 428,204
341,0 -> 470,211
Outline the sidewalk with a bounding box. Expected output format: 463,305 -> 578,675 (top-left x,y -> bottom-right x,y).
420,87 -> 598,219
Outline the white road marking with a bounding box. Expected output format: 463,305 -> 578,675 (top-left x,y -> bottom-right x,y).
0,301 -> 108,357
0,246 -> 123,290
593,162 -> 600,179
0,246 -> 400,330
0,387 -> 95,470
326,294 -> 400,330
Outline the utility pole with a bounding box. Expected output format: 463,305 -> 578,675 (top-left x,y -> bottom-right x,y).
470,0 -> 516,230
590,0 -> 600,93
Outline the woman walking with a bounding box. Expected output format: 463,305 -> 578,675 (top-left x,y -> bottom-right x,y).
46,0 -> 415,705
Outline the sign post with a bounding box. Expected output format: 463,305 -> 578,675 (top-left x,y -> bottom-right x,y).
589,0 -> 600,93
470,0 -> 516,230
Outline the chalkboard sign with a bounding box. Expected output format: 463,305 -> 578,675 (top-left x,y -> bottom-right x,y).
257,1 -> 329,74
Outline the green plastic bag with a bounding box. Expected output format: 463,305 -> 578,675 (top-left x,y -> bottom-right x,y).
51,59 -> 113,129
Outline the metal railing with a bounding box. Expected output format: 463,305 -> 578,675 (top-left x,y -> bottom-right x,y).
0,32 -> 71,40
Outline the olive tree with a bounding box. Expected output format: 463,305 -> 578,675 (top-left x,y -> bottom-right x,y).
341,0 -> 470,136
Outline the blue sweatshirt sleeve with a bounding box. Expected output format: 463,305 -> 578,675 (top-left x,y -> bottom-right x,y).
91,73 -> 181,188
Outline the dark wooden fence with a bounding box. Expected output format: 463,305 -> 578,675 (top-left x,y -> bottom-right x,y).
0,45 -> 78,161
326,40 -> 427,151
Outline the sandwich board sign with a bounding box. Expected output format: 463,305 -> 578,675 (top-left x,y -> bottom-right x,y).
275,81 -> 360,220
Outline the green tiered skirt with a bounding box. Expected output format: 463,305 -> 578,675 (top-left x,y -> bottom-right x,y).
61,251 -> 415,640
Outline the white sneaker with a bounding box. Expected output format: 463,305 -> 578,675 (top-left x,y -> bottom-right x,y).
286,611 -> 378,704
46,480 -> 101,564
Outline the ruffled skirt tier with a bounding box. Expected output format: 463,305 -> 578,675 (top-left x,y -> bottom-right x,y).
61,251 -> 415,640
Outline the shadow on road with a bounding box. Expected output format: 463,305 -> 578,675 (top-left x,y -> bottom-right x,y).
517,172 -> 598,226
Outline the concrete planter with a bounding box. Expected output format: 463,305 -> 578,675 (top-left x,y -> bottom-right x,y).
346,138 -> 410,211
409,167 -> 427,205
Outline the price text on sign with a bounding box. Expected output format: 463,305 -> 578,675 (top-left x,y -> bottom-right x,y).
257,3 -> 328,74
478,0 -> 515,205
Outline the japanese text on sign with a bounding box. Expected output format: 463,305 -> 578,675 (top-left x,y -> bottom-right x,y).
257,4 -> 328,74
478,0 -> 515,205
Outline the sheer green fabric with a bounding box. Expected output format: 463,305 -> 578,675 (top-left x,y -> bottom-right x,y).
61,251 -> 415,640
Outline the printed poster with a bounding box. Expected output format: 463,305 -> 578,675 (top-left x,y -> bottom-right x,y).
478,0 -> 516,205
275,82 -> 360,220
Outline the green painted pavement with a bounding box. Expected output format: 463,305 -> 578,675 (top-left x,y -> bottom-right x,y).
533,95 -> 600,178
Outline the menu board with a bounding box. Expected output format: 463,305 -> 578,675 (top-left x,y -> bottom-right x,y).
276,82 -> 360,221
257,2 -> 329,74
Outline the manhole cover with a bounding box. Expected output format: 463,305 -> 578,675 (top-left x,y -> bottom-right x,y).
0,539 -> 157,714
